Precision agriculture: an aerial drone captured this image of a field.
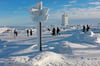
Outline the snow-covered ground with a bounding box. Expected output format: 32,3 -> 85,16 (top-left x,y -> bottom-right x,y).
0,27 -> 11,34
0,27 -> 100,66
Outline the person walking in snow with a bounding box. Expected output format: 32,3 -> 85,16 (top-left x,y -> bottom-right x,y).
30,29 -> 33,36
82,25 -> 86,32
52,27 -> 56,36
14,29 -> 18,37
57,27 -> 60,35
86,25 -> 90,32
26,29 -> 29,37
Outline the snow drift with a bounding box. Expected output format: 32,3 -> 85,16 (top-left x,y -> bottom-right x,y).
5,51 -> 100,66
72,30 -> 100,43
5,52 -> 72,66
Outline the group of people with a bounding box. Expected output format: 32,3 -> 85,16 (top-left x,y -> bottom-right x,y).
13,29 -> 33,38
82,25 -> 90,32
26,29 -> 33,37
51,27 -> 60,36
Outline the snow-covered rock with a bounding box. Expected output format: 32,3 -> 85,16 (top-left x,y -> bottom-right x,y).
72,30 -> 100,43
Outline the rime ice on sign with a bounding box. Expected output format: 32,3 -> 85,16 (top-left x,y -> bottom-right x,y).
30,1 -> 49,22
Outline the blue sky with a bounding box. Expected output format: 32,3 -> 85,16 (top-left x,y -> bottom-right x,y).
0,0 -> 100,26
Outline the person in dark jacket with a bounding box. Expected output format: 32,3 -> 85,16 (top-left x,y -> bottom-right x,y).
57,27 -> 60,35
26,29 -> 29,37
30,29 -> 33,36
52,28 -> 56,36
14,29 -> 18,37
86,25 -> 90,32
82,25 -> 86,32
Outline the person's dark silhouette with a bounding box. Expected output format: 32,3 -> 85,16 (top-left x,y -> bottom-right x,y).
52,28 -> 56,36
82,25 -> 85,32
57,27 -> 60,35
30,29 -> 33,36
26,29 -> 29,36
86,25 -> 90,32
14,29 -> 18,37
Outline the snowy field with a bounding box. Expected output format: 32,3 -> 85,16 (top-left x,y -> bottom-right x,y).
0,26 -> 100,66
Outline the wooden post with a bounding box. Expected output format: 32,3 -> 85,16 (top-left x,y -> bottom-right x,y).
39,22 -> 42,51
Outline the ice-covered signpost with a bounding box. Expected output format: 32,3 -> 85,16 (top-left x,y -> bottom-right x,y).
30,1 -> 49,51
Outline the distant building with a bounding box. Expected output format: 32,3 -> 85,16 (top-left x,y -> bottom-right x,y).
62,13 -> 68,26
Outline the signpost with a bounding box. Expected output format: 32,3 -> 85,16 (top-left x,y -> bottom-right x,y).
30,1 -> 49,51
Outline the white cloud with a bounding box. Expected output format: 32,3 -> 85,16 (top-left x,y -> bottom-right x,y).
95,6 -> 100,8
89,2 -> 100,5
49,11 -> 63,19
68,7 -> 100,19
49,7 -> 100,20
63,5 -> 72,7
